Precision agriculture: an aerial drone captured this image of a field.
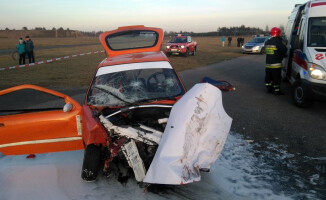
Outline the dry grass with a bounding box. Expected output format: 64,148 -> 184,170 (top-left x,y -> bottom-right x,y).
0,37 -> 99,50
0,36 -> 252,89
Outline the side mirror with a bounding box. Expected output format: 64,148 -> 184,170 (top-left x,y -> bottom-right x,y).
63,103 -> 73,113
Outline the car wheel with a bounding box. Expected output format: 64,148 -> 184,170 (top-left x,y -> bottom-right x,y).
183,48 -> 189,57
260,47 -> 265,55
292,81 -> 312,108
192,48 -> 196,56
166,52 -> 171,57
81,144 -> 101,182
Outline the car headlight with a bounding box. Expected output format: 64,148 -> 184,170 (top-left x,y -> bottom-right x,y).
309,64 -> 326,80
252,45 -> 262,51
166,46 -> 170,49
181,45 -> 185,48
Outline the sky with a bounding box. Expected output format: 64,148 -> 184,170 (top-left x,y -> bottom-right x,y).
0,0 -> 309,32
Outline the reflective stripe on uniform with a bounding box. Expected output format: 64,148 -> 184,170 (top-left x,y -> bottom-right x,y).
266,63 -> 282,68
273,85 -> 280,91
265,45 -> 277,55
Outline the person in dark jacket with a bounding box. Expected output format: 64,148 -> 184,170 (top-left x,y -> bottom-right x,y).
16,38 -> 26,65
237,37 -> 241,47
264,27 -> 287,95
25,35 -> 35,63
227,36 -> 232,47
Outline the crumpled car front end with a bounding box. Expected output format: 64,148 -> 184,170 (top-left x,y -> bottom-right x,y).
82,81 -> 232,185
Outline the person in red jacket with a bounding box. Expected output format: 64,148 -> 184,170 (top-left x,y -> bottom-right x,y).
264,27 -> 287,95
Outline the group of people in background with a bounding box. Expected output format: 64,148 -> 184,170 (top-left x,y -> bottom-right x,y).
16,36 -> 35,65
221,36 -> 233,47
237,37 -> 245,47
221,36 -> 245,47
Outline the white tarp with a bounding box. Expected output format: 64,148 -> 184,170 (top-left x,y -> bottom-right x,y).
143,83 -> 232,185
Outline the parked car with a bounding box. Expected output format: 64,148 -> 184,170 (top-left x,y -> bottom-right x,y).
0,26 -> 231,185
164,34 -> 197,57
242,36 -> 270,54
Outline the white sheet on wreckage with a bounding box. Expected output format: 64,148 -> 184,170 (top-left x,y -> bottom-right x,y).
143,83 -> 232,185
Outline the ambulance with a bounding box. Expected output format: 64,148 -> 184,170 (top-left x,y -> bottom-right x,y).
282,0 -> 326,107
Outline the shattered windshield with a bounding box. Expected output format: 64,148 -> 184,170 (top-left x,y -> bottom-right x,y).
169,37 -> 187,43
87,61 -> 185,106
308,17 -> 326,47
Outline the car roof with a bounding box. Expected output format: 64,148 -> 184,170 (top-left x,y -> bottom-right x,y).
98,51 -> 169,68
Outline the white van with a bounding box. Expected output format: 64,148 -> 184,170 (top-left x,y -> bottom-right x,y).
283,0 -> 326,107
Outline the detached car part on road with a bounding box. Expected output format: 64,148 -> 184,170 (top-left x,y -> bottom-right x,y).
0,26 -> 232,185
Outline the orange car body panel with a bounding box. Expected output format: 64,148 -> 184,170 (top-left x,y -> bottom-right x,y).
0,85 -> 84,155
81,105 -> 107,146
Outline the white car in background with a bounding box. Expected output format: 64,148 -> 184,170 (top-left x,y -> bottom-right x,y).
242,36 -> 270,54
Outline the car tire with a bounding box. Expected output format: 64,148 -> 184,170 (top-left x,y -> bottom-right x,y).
183,48 -> 189,57
292,81 -> 312,108
81,144 -> 101,182
260,47 -> 265,55
166,52 -> 171,57
192,48 -> 196,56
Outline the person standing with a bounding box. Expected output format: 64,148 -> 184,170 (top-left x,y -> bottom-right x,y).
25,35 -> 35,63
240,37 -> 245,46
16,38 -> 26,65
227,36 -> 232,47
221,36 -> 225,47
264,27 -> 287,95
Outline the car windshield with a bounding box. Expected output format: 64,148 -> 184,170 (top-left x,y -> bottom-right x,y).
308,17 -> 326,47
248,37 -> 266,43
87,61 -> 185,106
169,37 -> 187,43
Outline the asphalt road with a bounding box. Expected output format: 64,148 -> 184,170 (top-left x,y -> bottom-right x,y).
180,55 -> 326,158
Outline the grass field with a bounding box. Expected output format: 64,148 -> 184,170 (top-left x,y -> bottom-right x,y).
0,36 -> 253,90
0,37 -> 100,50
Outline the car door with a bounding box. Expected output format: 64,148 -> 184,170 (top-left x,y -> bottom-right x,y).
187,36 -> 193,52
0,84 -> 84,155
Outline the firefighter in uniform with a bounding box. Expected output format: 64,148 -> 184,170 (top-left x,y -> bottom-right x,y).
265,27 -> 287,95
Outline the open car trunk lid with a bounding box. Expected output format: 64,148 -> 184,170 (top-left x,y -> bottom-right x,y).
99,25 -> 164,57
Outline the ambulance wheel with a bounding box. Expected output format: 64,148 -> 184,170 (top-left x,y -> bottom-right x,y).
81,144 -> 101,182
292,81 -> 311,108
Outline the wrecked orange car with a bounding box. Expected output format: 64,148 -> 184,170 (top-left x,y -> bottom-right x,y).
0,25 -> 231,185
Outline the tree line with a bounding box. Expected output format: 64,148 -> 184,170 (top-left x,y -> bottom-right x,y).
2,25 -> 282,37
164,25 -> 272,37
